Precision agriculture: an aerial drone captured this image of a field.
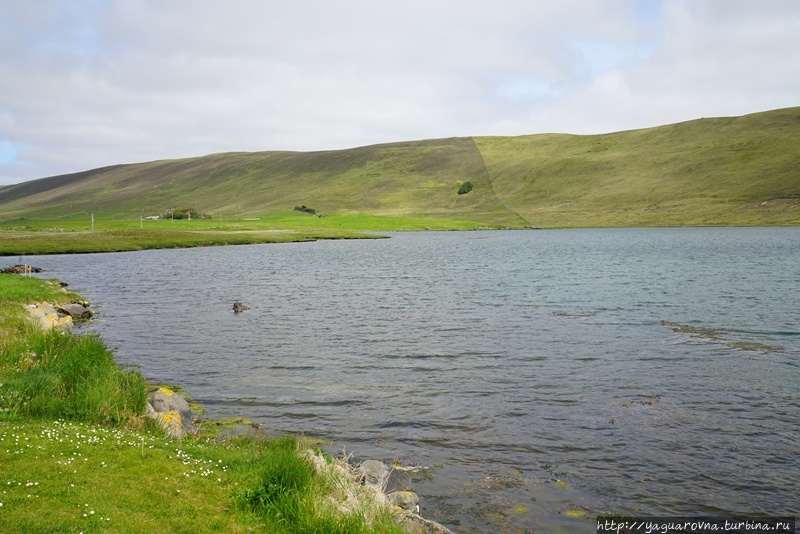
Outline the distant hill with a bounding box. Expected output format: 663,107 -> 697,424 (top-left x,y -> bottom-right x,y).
1,107 -> 798,227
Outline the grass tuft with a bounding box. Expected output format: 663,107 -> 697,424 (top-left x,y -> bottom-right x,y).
1,330 -> 147,423
234,437 -> 405,534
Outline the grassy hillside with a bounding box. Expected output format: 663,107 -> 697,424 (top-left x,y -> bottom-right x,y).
0,137 -> 523,227
476,106 -> 800,227
1,107 -> 798,228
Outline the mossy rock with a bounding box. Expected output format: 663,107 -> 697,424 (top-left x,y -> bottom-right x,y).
564,508 -> 586,518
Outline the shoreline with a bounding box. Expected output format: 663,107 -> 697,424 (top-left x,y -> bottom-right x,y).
3,224 -> 797,257
5,269 -> 454,533
0,228 -> 385,256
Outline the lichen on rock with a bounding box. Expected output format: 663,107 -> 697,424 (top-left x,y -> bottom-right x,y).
26,300 -> 93,332
146,387 -> 194,439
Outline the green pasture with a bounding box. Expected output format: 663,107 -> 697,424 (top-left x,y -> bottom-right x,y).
0,210 -> 527,255
0,419 -> 405,534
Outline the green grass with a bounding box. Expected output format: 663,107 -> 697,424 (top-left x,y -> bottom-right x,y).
0,275 -> 407,533
0,329 -> 147,423
235,437 -> 402,534
1,419 -> 252,533
0,273 -> 78,303
0,275 -> 80,345
0,422 -> 405,533
0,228 -> 324,255
2,210 -> 521,232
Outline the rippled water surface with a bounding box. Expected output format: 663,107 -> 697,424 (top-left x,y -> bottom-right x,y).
28,228 -> 799,532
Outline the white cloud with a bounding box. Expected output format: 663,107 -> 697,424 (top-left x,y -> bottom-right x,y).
0,0 -> 799,184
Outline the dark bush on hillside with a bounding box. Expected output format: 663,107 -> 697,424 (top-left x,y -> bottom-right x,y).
457,182 -> 474,195
294,205 -> 316,214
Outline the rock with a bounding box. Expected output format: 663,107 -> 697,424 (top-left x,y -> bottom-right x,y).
355,459 -> 455,533
57,303 -> 94,320
30,302 -> 57,317
358,459 -> 390,487
34,306 -> 72,332
387,490 -> 420,513
400,512 -> 457,534
54,315 -> 73,331
25,301 -> 94,332
147,387 -> 194,438
40,312 -> 58,330
1,264 -> 43,274
144,403 -> 187,440
152,410 -> 188,440
385,468 -> 413,493
233,301 -> 250,313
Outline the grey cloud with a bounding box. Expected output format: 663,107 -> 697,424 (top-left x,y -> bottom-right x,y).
0,0 -> 798,184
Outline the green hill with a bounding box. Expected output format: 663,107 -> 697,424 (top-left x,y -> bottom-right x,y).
1,107 -> 798,227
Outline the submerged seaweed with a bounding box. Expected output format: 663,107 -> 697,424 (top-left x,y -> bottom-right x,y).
661,321 -> 783,353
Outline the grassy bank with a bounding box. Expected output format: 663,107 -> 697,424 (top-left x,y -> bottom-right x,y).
0,211 -> 523,256
0,274 -> 406,533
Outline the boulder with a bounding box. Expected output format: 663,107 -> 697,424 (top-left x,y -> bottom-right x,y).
387,490 -> 420,513
40,312 -> 59,330
355,459 -> 454,533
358,459 -> 390,487
400,512 -> 457,534
148,408 -> 187,440
29,302 -> 57,317
50,314 -> 73,331
57,303 -> 94,320
26,301 -> 94,332
385,468 -> 413,493
147,387 -> 194,438
32,305 -> 72,332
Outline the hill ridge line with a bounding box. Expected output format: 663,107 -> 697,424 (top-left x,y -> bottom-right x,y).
0,106 -> 798,227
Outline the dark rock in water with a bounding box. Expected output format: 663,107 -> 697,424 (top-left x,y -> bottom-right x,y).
233,301 -> 250,313
2,264 -> 43,274
57,303 -> 94,320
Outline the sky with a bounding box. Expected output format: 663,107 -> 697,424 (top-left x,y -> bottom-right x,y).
1,0 -> 799,186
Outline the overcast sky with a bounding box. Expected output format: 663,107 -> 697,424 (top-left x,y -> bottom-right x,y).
1,0 -> 799,185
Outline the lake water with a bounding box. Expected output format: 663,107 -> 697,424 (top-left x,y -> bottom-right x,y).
24,228 -> 799,533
